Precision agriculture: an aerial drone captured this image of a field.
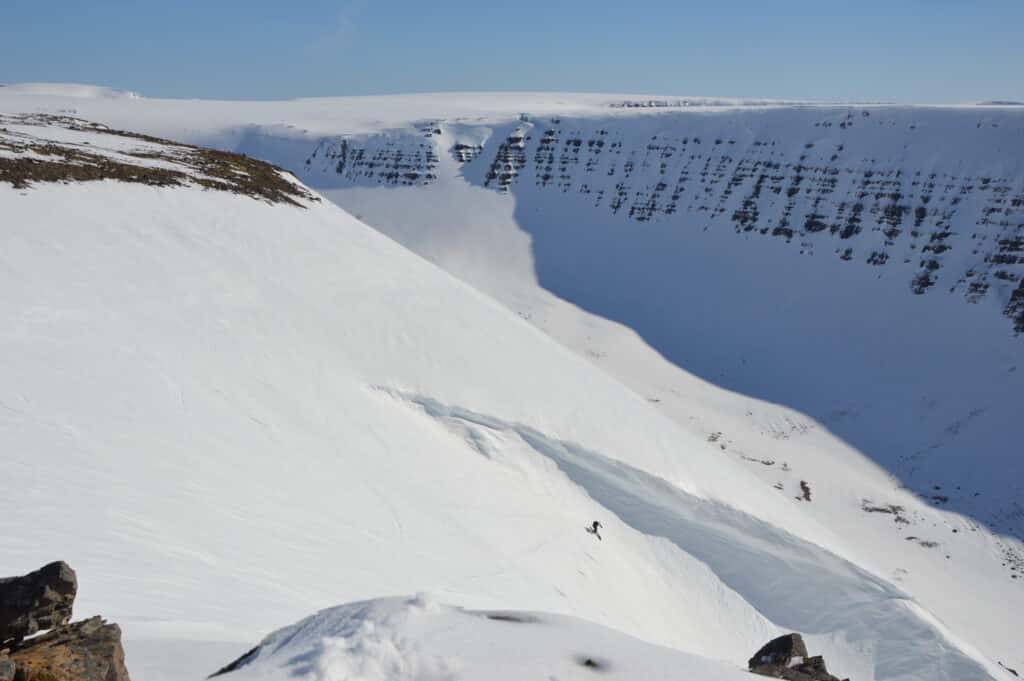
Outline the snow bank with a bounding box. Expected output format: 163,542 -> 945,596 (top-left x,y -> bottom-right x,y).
218,595 -> 753,681
0,82 -> 141,99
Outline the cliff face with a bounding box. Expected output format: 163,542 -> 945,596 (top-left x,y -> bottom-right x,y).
301,106 -> 1024,334
306,123 -> 440,187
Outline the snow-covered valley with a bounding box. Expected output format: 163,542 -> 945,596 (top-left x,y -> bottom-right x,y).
1,86 -> 1022,681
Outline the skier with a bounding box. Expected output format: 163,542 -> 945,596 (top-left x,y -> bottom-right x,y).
586,520 -> 603,540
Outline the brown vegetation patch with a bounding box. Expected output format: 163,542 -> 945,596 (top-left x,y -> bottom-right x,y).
1,114 -> 317,207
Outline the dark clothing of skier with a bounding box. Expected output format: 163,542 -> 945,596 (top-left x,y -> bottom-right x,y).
587,520 -> 603,540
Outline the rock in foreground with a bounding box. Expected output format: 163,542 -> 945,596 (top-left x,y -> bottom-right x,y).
0,562 -> 77,644
0,562 -> 129,681
6,617 -> 129,681
748,633 -> 848,681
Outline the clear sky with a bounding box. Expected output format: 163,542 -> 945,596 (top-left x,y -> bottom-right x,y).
2,0 -> 1021,103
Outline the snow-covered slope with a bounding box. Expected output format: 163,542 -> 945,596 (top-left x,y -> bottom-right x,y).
0,114 -> 821,677
0,95 -> 1020,681
294,102 -> 1024,680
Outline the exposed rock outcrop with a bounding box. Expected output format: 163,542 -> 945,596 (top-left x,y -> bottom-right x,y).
748,633 -> 849,681
6,617 -> 129,681
0,563 -> 130,681
0,562 -> 77,644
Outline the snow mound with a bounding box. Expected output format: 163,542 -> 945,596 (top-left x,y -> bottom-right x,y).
214,595 -> 752,681
0,82 -> 141,99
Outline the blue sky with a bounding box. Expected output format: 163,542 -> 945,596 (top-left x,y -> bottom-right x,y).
2,0 -> 1021,102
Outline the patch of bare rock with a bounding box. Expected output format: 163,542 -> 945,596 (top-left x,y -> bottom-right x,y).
749,633 -> 849,681
0,561 -> 129,681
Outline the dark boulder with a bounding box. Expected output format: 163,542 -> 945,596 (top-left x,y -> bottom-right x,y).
748,633 -> 849,681
7,616 -> 130,681
749,633 -> 809,670
0,562 -> 77,643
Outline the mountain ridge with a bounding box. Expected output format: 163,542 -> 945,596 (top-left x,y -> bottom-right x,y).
294,107 -> 1024,335
1,94 -> 1020,680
